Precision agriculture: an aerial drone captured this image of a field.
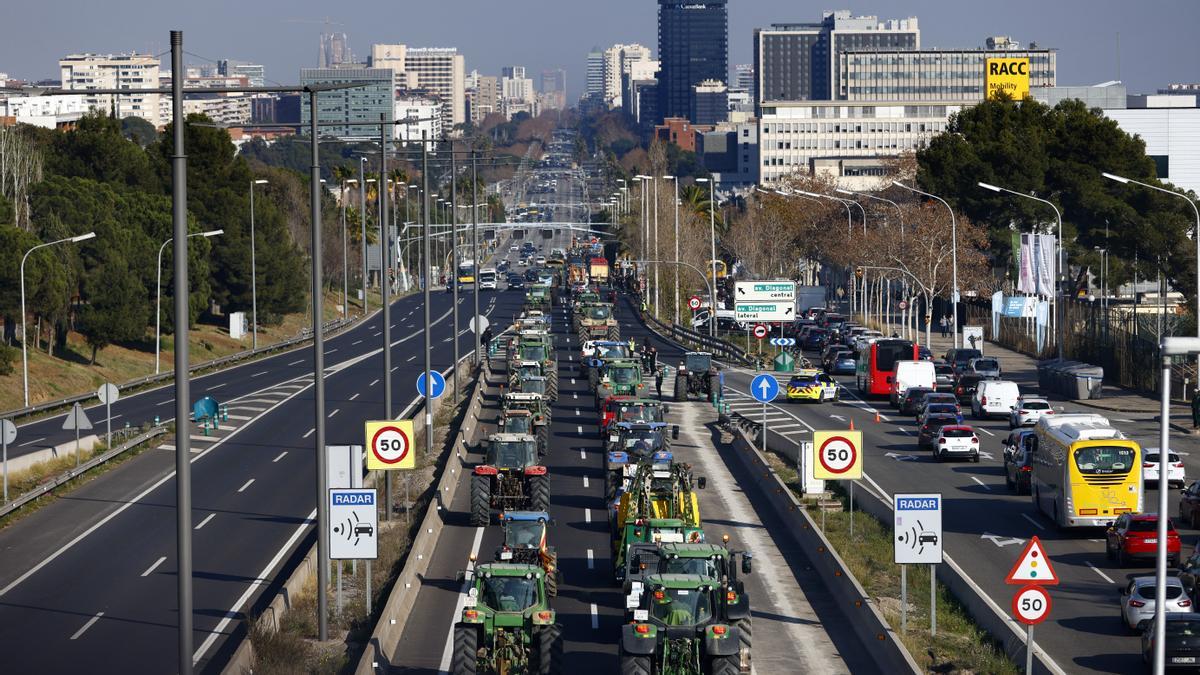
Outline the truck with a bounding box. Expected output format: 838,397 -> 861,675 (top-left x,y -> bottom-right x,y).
478,267 -> 498,290
588,256 -> 610,284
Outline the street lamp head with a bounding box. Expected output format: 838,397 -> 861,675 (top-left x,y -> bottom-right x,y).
366,178 -> 377,184
662,175 -> 675,180
977,181 -> 1002,192
891,180 -> 906,189
202,229 -> 224,237
345,179 -> 358,185
1102,172 -> 1130,184
695,178 -> 709,183
253,179 -> 269,185
71,232 -> 97,243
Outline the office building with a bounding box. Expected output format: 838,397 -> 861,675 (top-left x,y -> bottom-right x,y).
586,47 -> 605,100
754,11 -> 919,104
691,80 -> 728,126
401,47 -> 466,130
654,117 -> 713,152
698,121 -> 759,189
59,53 -> 162,126
623,60 -> 660,120
217,60 -> 265,87
757,99 -> 961,186
600,44 -> 653,109
395,95 -> 443,143
840,47 -> 1055,101
657,0 -> 728,121
734,64 -> 756,101
501,66 -> 526,80
321,32 -> 353,68
299,67 -> 394,140
541,69 -> 567,95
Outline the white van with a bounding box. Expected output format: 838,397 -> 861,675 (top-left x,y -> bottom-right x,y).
889,360 -> 936,407
972,380 -> 1021,419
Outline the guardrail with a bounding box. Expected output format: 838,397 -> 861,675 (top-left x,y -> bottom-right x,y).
0,426 -> 167,519
1,316 -> 356,423
638,302 -> 754,366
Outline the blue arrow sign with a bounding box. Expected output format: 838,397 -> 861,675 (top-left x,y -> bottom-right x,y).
750,374 -> 779,403
770,337 -> 796,347
416,371 -> 446,399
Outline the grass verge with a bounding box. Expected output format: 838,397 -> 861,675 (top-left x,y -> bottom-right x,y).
759,445 -> 1020,675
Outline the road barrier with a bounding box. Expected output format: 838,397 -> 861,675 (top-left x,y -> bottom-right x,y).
634,296 -> 754,366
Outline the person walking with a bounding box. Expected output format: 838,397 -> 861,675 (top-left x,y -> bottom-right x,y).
655,366 -> 665,399
481,326 -> 494,365
939,315 -> 948,338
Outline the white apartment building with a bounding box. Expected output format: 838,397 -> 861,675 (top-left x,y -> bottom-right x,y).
402,47 -> 466,130
603,43 -> 653,108
394,96 -> 443,144
59,53 -> 162,126
758,99 -> 962,187
0,93 -> 87,128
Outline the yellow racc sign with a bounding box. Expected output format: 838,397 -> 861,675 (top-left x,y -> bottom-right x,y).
985,57 -> 1030,101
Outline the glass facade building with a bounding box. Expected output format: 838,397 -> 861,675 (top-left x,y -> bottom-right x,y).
657,0 -> 728,122
300,67 -> 395,141
840,49 -> 1056,101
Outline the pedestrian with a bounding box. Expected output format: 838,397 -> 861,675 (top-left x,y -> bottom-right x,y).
655,366 -> 664,399
939,316 -> 948,338
481,327 -> 494,364
1192,389 -> 1200,431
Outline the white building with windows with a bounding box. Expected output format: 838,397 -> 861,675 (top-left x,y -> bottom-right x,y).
59,53 -> 162,126
394,96 -> 443,143
0,93 -> 88,128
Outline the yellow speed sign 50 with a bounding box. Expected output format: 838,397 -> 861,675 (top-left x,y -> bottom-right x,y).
813,430 -> 863,480
365,420 -> 416,470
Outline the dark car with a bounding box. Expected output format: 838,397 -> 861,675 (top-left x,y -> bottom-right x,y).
802,328 -> 829,351
953,373 -> 987,405
921,403 -> 964,425
821,345 -> 851,372
915,392 -> 960,422
507,273 -> 525,290
898,387 -> 934,416
523,268 -> 540,282
1141,612 -> 1200,668
944,348 -> 984,375
918,346 -> 933,361
933,360 -> 955,389
1002,430 -> 1036,494
1181,481 -> 1200,529
918,414 -> 960,449
829,351 -> 857,375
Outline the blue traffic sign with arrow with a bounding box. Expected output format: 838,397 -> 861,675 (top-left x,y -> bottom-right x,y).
770,337 -> 796,347
416,371 -> 446,399
750,374 -> 780,403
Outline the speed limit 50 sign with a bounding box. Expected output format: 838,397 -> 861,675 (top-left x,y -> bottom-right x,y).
365,420 -> 416,470
1011,585 -> 1052,625
812,430 -> 863,479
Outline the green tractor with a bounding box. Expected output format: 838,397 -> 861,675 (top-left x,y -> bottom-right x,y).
470,433 -> 550,526
513,332 -> 558,391
452,562 -> 563,675
594,359 -> 647,404
515,374 -> 556,404
575,302 -> 620,341
618,574 -> 745,675
495,511 -> 561,597
501,393 -> 552,456
673,352 -> 718,403
524,284 -> 552,311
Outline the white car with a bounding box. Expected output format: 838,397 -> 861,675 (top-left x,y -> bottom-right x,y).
509,244 -> 519,252
536,255 -> 547,265
1009,397 -> 1053,428
1144,448 -> 1186,488
1120,575 -> 1191,632
932,425 -> 980,462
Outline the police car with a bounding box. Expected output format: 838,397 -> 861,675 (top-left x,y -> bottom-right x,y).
786,369 -> 839,403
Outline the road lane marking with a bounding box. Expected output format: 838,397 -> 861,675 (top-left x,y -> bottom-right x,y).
141,556 -> 167,578
577,426 -> 583,435
288,359 -> 305,366
580,448 -> 586,459
17,437 -> 45,447
373,332 -> 382,338
572,392 -> 578,400
575,409 -> 580,416
70,612 -> 104,640
438,526 -> 486,671
1021,513 -> 1044,530
587,549 -> 595,569
273,451 -> 288,463
1087,562 -> 1115,584
971,476 -> 990,490
391,367 -> 399,373
585,508 -> 592,523
370,379 -> 379,387
571,379 -> 576,385
325,349 -> 338,355
583,476 -> 589,488
251,371 -> 268,378
407,356 -> 416,362
303,428 -> 315,439
590,603 -> 599,629
349,393 -> 360,401
352,340 -> 362,346
977,427 -> 996,437
329,408 -> 340,418
207,383 -> 226,392
237,479 -> 255,493
195,514 -> 216,530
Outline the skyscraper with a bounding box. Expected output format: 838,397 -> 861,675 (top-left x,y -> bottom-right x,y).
586,48 -> 605,101
320,32 -> 353,68
657,0 -> 728,122
602,44 -> 653,108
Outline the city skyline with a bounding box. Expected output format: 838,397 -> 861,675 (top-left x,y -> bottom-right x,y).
1,0 -> 1197,101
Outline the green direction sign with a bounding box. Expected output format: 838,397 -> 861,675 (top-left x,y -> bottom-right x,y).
735,280 -> 796,302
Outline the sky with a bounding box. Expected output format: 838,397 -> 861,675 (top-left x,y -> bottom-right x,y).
2,1 -> 1197,100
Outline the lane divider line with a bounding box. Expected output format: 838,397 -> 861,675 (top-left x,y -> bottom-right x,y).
237,479 -> 255,493
70,611 -> 104,640
272,451 -> 287,463
141,556 -> 167,578
195,513 -> 216,530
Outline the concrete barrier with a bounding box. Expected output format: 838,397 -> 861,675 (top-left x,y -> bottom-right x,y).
4,434 -> 100,476
725,426 -> 922,674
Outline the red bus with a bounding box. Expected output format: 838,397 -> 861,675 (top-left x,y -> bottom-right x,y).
856,339 -> 919,397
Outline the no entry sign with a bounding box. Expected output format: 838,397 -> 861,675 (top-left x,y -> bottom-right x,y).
753,324 -> 768,339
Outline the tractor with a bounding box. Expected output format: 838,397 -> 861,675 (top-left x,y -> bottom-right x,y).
600,398 -> 669,439
617,574 -> 745,675
470,434 -> 550,526
593,359 -> 647,404
495,511 -> 560,597
524,284 -> 551,311
452,562 -> 563,675
579,340 -> 633,379
611,460 -> 705,578
501,393 -> 552,457
515,374 -> 556,403
673,352 -> 718,403
575,302 -> 620,341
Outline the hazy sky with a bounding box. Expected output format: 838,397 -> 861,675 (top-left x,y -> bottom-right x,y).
3,1 -> 1197,99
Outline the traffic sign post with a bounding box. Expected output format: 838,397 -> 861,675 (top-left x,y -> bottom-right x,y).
365,420 -> 416,470
769,337 -> 795,347
752,324 -> 768,340
330,489 -> 378,560
688,296 -> 702,311
97,383 -> 119,450
1005,536 -> 1059,586
894,493 -> 943,634
1,418 -> 15,503
1012,585 -> 1052,674
749,374 -> 780,458
61,402 -> 93,468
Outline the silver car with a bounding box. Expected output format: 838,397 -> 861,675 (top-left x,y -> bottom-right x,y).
1121,575 -> 1193,632
967,357 -> 1001,378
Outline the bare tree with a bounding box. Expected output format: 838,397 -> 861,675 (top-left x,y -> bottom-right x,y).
0,126 -> 44,229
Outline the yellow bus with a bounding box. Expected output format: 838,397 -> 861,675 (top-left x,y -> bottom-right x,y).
1030,414 -> 1141,527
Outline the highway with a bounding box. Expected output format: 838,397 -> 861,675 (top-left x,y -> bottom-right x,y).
706,332 -> 1200,674
0,252 -> 525,673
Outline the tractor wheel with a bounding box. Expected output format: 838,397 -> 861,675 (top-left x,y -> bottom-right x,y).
530,474 -> 551,512
607,325 -> 620,341
451,624 -> 479,675
536,425 -> 550,457
469,475 -> 491,526
709,654 -> 740,675
534,624 -> 564,675
735,616 -> 752,672
545,552 -> 560,597
619,652 -> 651,675
674,375 -> 688,402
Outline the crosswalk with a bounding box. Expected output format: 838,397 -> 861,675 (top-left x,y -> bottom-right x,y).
721,388 -> 816,442
159,375 -> 316,454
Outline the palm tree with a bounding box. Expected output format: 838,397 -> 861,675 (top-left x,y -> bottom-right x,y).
681,184 -> 725,231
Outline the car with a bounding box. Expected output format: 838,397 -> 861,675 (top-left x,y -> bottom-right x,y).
786,370 -> 839,403
1120,575 -> 1192,632
944,348 -> 984,374
917,414 -> 960,449
509,244 -> 519,252
1145,448 -> 1187,488
1002,430 -> 1036,493
1107,513 -> 1181,567
933,360 -> 955,389
920,403 -> 964,426
953,373 -> 987,405
536,255 -> 546,265
507,274 -> 525,290
1141,612 -> 1200,668
972,379 -> 1021,419
829,351 -> 857,375
967,356 -> 1002,378
1009,396 -> 1053,428
1180,482 -> 1200,529
898,387 -> 934,416
890,360 -> 936,407
802,328 -> 830,351
914,392 -> 960,423
918,346 -> 933,361
820,345 -> 851,372
931,425 -> 980,462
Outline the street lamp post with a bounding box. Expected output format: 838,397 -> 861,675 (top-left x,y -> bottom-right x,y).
155,230 -> 223,375
697,177 -> 718,337
653,177 -> 660,317
664,176 -> 680,326
359,158 -> 367,314
978,181 -> 1065,360
341,178 -> 355,319
21,232 -> 96,405
894,181 -> 960,348
249,179 -> 268,348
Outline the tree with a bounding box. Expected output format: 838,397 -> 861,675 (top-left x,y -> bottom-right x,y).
78,247 -> 147,363
44,113 -> 158,191
0,125 -> 44,229
121,116 -> 158,147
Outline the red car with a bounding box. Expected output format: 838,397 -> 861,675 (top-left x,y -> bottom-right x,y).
1106,513 -> 1181,567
